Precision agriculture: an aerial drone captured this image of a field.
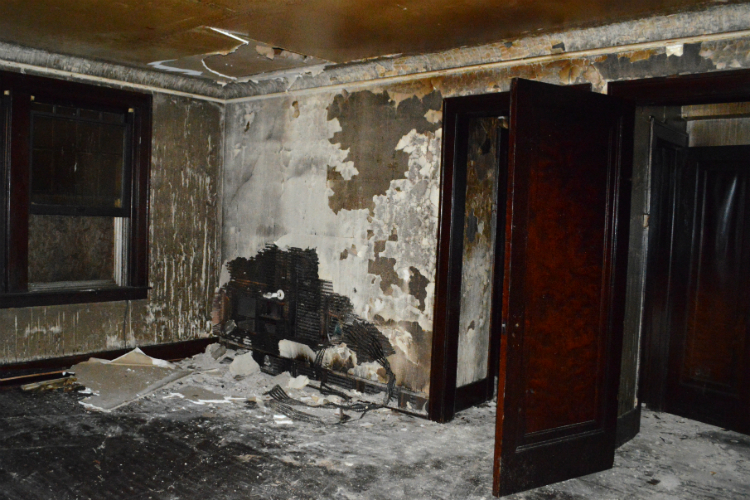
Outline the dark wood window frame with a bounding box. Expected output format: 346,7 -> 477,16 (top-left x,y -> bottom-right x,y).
0,70 -> 152,308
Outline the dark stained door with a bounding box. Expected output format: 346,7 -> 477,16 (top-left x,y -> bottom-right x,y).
493,79 -> 633,496
661,146 -> 750,434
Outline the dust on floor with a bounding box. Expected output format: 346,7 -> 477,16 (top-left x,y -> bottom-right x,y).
0,346 -> 748,499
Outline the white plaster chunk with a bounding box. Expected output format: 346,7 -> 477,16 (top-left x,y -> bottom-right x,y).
278,339 -> 316,362
321,343 -> 358,369
229,352 -> 260,377
286,375 -> 310,389
350,361 -> 384,383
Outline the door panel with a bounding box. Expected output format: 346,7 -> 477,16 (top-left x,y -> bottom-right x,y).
664,146 -> 750,433
494,79 -> 633,496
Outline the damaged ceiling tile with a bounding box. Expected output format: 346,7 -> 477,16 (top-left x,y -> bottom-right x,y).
201,41 -> 330,80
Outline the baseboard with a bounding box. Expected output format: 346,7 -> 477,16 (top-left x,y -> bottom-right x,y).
616,404 -> 641,448
0,337 -> 217,387
454,378 -> 493,414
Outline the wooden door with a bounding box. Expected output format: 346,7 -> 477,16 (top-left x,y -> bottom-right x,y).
493,79 -> 633,496
661,146 -> 750,433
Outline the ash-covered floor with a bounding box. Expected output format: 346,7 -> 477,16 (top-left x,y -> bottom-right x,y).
1,347 -> 748,500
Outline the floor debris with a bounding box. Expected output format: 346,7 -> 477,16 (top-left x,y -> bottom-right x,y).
21,376 -> 78,392
228,351 -> 260,377
207,343 -> 227,360
2,344 -> 746,498
71,348 -> 190,411
1,344 -> 749,500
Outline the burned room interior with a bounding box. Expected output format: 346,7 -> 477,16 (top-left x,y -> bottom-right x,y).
1,1 -> 750,499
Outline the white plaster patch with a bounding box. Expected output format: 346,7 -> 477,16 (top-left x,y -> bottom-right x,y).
666,43 -> 684,57
424,109 -> 442,124
331,161 -> 359,180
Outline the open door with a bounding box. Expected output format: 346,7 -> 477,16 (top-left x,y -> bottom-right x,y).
659,145 -> 750,434
493,79 -> 634,496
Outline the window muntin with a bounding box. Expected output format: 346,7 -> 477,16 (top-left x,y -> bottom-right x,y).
0,70 -> 151,307
29,102 -> 130,215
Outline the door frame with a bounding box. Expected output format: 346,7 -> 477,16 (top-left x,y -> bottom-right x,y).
609,67 -> 750,423
429,84 -> 593,423
428,92 -> 510,423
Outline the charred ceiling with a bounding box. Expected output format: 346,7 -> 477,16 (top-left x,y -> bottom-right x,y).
0,0 -> 739,83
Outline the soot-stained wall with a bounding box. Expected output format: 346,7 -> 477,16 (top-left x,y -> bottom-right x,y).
223,88 -> 441,394
456,117 -> 501,388
0,93 -> 223,364
223,24 -> 750,404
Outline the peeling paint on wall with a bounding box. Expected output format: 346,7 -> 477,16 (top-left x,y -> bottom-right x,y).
222,88 -> 441,394
326,90 -> 441,213
6,5 -> 750,419
221,29 -> 750,408
0,92 -> 223,365
137,94 -> 223,346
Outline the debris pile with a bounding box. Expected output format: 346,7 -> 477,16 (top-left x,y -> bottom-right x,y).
62,343 -> 405,426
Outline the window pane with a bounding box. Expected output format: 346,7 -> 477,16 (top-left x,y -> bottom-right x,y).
27,215 -> 117,284
30,105 -> 127,211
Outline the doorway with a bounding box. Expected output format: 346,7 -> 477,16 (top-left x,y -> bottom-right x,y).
610,71 -> 750,441
428,92 -> 510,423
641,108 -> 750,434
430,80 -> 634,496
429,70 -> 750,498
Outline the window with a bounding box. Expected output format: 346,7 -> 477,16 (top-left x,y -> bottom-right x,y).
0,71 -> 151,307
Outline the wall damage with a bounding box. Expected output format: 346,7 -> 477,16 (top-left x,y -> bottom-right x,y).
0,93 -> 223,365
214,245 -> 411,406
222,88 -> 441,395
221,19 -> 750,411
2,3 -> 750,419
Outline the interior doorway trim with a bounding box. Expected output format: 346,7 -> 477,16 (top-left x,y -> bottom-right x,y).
609,67 -> 750,435
428,92 -> 510,423
608,68 -> 750,105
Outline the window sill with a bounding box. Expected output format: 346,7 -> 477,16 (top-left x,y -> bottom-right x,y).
0,286 -> 149,309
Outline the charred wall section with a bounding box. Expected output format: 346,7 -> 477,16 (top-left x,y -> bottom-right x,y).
222,88 -> 440,396
0,92 -> 223,364
215,246 -> 407,402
